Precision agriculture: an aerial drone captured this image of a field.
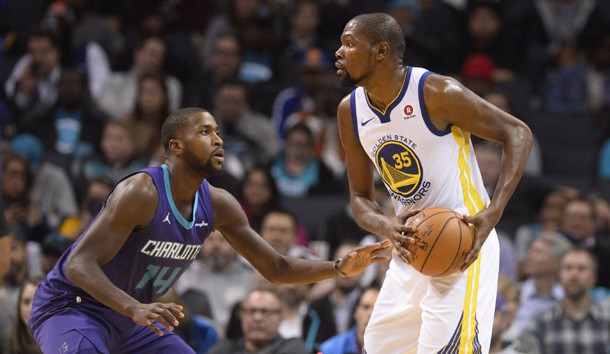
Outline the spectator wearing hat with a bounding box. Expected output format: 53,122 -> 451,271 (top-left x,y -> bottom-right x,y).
456,1 -> 521,82
460,53 -> 495,97
9,134 -> 78,233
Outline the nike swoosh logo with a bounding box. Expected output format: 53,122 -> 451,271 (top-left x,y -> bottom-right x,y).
361,117 -> 375,126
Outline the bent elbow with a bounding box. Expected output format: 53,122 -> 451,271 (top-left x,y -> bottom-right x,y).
260,269 -> 285,285
65,257 -> 85,284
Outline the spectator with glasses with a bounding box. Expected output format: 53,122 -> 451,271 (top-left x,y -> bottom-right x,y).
207,287 -> 308,354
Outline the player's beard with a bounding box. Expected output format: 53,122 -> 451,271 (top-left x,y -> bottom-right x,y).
185,148 -> 222,177
339,71 -> 360,88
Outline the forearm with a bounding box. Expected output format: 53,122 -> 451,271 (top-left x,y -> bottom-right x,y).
66,257 -> 141,317
265,256 -> 341,285
350,194 -> 392,238
489,125 -> 532,215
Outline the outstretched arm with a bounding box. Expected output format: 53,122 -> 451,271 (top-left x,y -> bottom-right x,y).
423,74 -> 532,270
66,173 -> 184,336
211,185 -> 392,284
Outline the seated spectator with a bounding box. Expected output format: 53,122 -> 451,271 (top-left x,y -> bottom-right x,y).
544,27 -> 610,116
58,177 -> 112,242
260,209 -> 315,259
212,80 -> 280,175
310,240 -> 364,336
271,47 -> 333,140
0,230 -> 30,338
207,288 -> 308,354
18,68 -> 108,170
276,0 -> 323,87
39,0 -> 115,96
459,53 -> 495,97
457,1 -> 520,82
277,280 -> 336,353
183,33 -> 242,109
557,195 -> 610,290
173,230 -> 255,333
74,120 -> 146,196
1,154 -> 48,244
4,29 -> 62,118
9,134 -> 78,232
270,123 -> 339,198
509,249 -> 610,354
95,35 -> 182,120
1,276 -> 44,354
120,72 -> 170,158
513,187 -> 572,277
319,285 -> 380,354
238,166 -> 281,233
513,232 -> 571,331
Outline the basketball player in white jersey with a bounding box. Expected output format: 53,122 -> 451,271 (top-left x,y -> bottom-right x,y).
334,13 -> 532,354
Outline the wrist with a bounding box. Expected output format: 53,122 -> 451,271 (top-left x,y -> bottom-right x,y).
333,258 -> 347,278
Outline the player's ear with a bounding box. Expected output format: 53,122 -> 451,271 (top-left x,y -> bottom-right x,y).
168,139 -> 183,155
377,42 -> 389,58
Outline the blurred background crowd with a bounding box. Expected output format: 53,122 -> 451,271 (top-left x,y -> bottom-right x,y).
1,0 -> 610,353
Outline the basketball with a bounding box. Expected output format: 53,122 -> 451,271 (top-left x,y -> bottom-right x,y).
405,207 -> 473,277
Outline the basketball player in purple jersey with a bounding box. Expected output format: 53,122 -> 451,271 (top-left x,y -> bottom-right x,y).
29,107 -> 392,353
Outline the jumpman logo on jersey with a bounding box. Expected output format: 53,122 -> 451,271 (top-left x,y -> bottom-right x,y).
163,212 -> 171,225
195,220 -> 208,227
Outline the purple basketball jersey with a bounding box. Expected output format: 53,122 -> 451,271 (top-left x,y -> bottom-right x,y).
30,164 -> 214,331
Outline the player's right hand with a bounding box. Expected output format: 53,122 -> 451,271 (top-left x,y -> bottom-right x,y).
389,209 -> 422,264
130,302 -> 185,336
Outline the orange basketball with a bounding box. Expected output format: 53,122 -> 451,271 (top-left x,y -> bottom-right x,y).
405,207 -> 473,277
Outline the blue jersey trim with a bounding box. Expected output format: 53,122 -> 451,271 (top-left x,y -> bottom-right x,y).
365,66 -> 412,123
350,90 -> 360,142
418,71 -> 451,136
162,164 -> 198,230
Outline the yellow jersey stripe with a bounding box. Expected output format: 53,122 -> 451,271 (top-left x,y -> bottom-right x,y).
451,127 -> 484,354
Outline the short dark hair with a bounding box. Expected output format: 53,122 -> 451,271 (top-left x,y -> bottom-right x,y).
160,107 -> 208,151
262,208 -> 299,232
353,13 -> 405,60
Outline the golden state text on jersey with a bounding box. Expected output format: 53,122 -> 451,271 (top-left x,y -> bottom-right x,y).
373,137 -> 430,205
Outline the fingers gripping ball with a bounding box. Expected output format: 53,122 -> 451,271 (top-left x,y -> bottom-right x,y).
405,207 -> 473,277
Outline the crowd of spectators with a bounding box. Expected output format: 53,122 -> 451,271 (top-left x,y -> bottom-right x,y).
2,0 -> 610,353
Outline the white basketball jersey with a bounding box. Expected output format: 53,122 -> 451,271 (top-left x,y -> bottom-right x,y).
354,67 -> 499,354
350,67 -> 490,218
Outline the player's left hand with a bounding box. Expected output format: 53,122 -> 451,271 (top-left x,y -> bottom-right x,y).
335,239 -> 392,277
460,208 -> 501,272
